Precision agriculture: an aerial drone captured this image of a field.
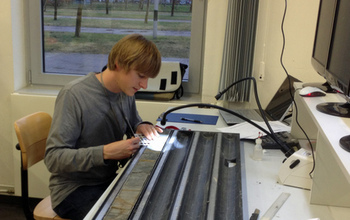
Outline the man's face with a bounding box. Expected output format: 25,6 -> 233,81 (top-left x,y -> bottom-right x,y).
117,68 -> 149,96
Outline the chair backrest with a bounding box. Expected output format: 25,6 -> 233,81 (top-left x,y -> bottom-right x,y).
14,112 -> 52,219
14,112 -> 52,170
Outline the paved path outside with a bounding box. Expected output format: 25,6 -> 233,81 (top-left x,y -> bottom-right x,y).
45,25 -> 191,37
44,14 -> 191,37
45,53 -> 189,80
44,15 -> 190,79
44,15 -> 191,23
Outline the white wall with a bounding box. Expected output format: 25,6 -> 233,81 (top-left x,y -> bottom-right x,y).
252,0 -> 323,107
201,0 -> 228,103
1,0 -> 323,198
0,0 -> 15,190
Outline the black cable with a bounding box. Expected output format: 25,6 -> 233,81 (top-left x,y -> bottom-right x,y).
215,77 -> 272,131
162,77 -> 295,157
281,0 -> 315,177
160,103 -> 267,134
231,77 -> 295,157
160,103 -> 296,157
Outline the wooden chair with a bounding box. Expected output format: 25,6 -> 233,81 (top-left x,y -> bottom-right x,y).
14,112 -> 69,220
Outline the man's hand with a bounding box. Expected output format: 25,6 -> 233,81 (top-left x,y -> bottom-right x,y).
136,123 -> 163,140
103,137 -> 140,160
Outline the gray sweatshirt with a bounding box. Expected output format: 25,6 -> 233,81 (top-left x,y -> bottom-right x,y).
44,72 -> 142,209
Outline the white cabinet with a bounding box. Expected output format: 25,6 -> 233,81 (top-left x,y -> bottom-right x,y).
291,83 -> 350,207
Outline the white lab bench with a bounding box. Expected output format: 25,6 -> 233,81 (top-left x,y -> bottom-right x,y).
86,101 -> 350,219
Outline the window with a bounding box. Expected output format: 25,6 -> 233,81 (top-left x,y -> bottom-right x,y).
28,0 -> 205,94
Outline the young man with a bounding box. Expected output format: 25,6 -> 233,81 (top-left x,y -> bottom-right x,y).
44,34 -> 163,220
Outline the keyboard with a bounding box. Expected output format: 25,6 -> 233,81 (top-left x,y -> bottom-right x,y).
261,131 -> 299,150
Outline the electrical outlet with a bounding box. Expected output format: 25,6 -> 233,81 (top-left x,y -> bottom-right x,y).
258,61 -> 265,81
258,72 -> 265,81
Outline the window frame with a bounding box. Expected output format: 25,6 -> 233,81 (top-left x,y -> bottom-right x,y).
28,0 -> 206,94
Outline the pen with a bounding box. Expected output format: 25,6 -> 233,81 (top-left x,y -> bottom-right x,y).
181,117 -> 202,123
249,208 -> 260,220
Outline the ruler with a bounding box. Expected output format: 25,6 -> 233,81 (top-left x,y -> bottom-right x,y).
261,192 -> 291,220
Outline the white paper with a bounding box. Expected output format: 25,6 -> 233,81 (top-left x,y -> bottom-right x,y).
217,120 -> 291,139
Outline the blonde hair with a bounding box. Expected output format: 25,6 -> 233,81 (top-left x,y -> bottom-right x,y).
108,34 -> 161,78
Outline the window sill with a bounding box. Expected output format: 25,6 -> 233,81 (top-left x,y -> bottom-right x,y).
14,85 -> 62,96
14,85 -> 201,103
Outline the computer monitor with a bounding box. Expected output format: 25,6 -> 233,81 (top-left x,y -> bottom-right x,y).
311,0 -> 350,118
311,0 -> 350,152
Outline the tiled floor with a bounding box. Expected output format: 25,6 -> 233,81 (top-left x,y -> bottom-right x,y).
0,195 -> 39,220
0,202 -> 26,220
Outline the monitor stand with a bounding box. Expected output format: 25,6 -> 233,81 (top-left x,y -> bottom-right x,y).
339,135 -> 350,152
317,102 -> 350,153
316,102 -> 350,118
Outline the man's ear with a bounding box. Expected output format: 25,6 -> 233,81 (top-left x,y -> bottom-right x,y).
114,60 -> 119,71
114,60 -> 126,73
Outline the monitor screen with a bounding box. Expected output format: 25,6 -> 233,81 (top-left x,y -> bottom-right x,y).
311,0 -> 350,118
326,0 -> 350,95
311,0 -> 335,73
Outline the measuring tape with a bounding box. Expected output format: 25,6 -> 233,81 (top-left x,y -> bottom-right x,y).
261,192 -> 291,220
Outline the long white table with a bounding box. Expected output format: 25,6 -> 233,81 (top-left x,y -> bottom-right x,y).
86,107 -> 350,220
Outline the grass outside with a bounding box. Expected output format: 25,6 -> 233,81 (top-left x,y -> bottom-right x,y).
44,2 -> 191,58
44,9 -> 192,20
45,2 -> 192,14
45,32 -> 190,58
44,17 -> 191,31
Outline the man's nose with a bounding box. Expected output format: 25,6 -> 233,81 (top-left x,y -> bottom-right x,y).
140,78 -> 148,89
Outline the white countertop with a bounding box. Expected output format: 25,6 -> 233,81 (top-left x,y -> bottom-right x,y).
86,105 -> 350,220
299,92 -> 350,183
157,106 -> 350,220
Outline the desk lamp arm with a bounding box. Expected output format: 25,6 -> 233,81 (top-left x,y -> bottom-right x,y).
160,103 -> 294,157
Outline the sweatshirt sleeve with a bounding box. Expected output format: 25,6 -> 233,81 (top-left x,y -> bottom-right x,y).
44,88 -> 106,174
